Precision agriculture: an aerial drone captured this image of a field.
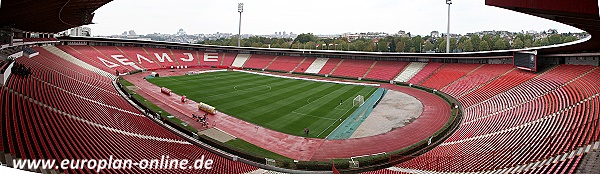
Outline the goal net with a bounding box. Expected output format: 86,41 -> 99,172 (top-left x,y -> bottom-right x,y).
353,95 -> 365,107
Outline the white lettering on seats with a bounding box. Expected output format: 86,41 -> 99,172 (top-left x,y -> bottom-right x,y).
136,54 -> 154,64
98,56 -> 119,68
154,53 -> 174,62
204,53 -> 219,62
112,55 -> 143,70
180,53 -> 194,62
112,55 -> 134,66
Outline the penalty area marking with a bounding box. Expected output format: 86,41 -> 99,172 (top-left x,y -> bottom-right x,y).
291,111 -> 337,121
321,87 -> 377,138
292,87 -> 350,113
307,96 -> 352,111
334,97 -> 354,110
317,107 -> 353,138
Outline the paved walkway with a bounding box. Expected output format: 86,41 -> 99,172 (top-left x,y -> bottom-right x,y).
123,68 -> 451,161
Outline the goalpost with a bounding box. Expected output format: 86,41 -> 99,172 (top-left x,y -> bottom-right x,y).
353,95 -> 365,107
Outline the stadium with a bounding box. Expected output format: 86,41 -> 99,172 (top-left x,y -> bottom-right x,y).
0,0 -> 599,173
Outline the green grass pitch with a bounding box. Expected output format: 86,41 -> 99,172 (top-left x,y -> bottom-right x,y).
147,71 -> 376,139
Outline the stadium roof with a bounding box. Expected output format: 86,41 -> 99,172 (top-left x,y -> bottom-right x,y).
486,0 -> 600,53
0,0 -> 112,33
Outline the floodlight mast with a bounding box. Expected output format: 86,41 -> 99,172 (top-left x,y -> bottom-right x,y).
446,0 -> 452,53
238,3 -> 244,47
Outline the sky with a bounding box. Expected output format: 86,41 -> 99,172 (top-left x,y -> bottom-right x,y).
89,0 -> 584,36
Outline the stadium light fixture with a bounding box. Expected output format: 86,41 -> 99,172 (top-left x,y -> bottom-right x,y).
446,0 -> 452,53
238,3 -> 244,47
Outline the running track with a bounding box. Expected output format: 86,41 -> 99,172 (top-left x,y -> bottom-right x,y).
123,69 -> 451,161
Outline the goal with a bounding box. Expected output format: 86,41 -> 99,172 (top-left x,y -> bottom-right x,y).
353,95 -> 365,107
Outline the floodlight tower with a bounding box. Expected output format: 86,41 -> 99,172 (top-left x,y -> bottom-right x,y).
446,0 -> 452,53
238,3 -> 244,47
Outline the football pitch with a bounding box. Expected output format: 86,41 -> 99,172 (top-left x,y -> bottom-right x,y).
147,71 -> 376,138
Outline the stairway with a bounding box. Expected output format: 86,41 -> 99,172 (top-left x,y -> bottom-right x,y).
362,61 -> 379,79
264,56 -> 279,70
290,57 -> 308,73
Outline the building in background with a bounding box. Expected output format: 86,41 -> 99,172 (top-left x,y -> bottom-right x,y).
70,27 -> 91,36
430,31 -> 440,38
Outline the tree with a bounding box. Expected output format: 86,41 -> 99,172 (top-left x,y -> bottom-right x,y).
562,36 -> 578,43
482,34 -> 492,45
434,38 -> 445,52
524,39 -> 532,48
438,40 -> 447,53
458,36 -> 469,44
462,40 -> 474,52
378,42 -> 389,52
540,37 -> 550,46
515,33 -> 526,42
549,34 -> 561,45
490,36 -> 501,49
280,42 -> 291,49
410,36 -> 424,52
512,38 -> 524,49
395,41 -> 405,52
533,39 -> 542,47
450,38 -> 458,52
242,40 -> 251,47
493,39 -> 506,50
504,39 -> 511,50
339,42 -> 348,51
271,43 -> 281,48
352,40 -> 368,51
409,47 -> 416,53
478,40 -> 490,51
295,33 -> 316,43
306,41 -> 317,49
470,35 -> 481,51
401,37 -> 411,52
424,42 -> 434,52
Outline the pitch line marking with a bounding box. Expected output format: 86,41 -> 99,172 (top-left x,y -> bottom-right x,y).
291,111 -> 337,121
291,86 -> 349,113
321,87 -> 377,138
201,84 -> 272,99
233,84 -> 272,92
334,97 -> 354,110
